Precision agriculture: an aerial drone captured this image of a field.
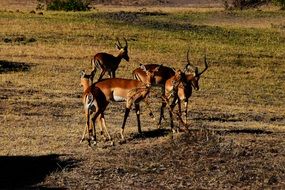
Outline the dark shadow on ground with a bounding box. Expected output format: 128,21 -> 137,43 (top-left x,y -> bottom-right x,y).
130,128 -> 171,140
93,11 -> 236,41
0,154 -> 79,189
0,60 -> 31,73
218,129 -> 273,135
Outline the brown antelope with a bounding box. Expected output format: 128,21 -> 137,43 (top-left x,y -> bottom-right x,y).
80,64 -> 160,145
91,38 -> 129,82
162,50 -> 208,130
132,49 -> 208,131
80,71 -> 111,146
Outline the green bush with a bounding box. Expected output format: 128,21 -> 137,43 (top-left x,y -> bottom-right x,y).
273,0 -> 285,9
45,0 -> 91,11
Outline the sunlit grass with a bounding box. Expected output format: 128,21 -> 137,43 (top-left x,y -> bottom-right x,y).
1,6 -> 284,133
1,4 -> 285,188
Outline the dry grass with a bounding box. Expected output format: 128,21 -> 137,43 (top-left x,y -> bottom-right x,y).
0,1 -> 285,189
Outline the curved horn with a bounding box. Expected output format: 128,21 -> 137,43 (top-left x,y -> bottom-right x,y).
198,52 -> 208,76
140,64 -> 147,72
123,37 -> 128,48
116,37 -> 122,48
184,49 -> 197,72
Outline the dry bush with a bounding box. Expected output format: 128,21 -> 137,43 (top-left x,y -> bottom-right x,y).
224,0 -> 270,10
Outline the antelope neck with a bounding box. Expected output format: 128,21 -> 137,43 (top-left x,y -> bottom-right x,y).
82,79 -> 91,92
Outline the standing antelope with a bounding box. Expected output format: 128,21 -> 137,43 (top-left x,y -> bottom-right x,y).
132,49 -> 208,131
80,64 -> 160,145
161,50 -> 208,130
80,71 -> 112,146
91,38 -> 129,82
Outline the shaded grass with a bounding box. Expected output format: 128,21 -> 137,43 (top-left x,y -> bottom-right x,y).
0,60 -> 32,73
0,154 -> 79,189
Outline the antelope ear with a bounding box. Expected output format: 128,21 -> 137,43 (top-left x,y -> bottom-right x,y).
140,64 -> 147,72
153,64 -> 162,72
80,70 -> 86,78
184,63 -> 191,73
171,67 -> 177,72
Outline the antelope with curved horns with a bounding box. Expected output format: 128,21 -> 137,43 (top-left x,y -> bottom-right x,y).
80,64 -> 160,145
132,49 -> 208,131
91,37 -> 129,82
163,49 -> 208,129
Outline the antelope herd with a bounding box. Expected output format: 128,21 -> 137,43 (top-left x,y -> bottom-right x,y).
80,38 -> 208,146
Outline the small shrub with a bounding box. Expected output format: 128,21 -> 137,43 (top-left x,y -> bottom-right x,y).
273,0 -> 285,9
3,36 -> 37,44
36,0 -> 45,10
38,0 -> 91,11
226,0 -> 269,10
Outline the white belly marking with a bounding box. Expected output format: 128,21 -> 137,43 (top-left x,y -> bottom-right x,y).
113,95 -> 125,102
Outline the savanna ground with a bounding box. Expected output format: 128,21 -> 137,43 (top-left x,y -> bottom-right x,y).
0,0 -> 285,189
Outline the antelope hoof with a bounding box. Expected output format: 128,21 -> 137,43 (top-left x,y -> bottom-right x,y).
80,136 -> 87,143
92,141 -> 97,146
119,139 -> 126,145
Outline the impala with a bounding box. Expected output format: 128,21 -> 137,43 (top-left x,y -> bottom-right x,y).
80,71 -> 111,145
132,49 -> 208,131
80,64 -> 160,145
91,37 -> 129,82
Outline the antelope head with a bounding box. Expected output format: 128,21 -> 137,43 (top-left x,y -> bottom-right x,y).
140,64 -> 160,87
80,70 -> 93,91
183,49 -> 208,91
116,37 -> 129,62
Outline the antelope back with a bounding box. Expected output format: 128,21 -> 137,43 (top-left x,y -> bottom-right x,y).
139,64 -> 160,87
133,64 -> 174,87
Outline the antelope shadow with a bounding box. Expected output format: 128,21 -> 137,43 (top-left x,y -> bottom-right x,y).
130,128 -> 171,140
0,154 -> 79,189
222,128 -> 273,135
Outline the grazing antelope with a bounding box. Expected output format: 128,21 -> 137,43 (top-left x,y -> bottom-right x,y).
80,64 -> 160,145
132,49 -> 208,131
91,38 -> 129,82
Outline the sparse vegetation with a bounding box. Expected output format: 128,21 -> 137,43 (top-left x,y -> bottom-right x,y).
233,0 -> 269,9
273,0 -> 285,9
39,0 -> 91,11
0,1 -> 285,189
